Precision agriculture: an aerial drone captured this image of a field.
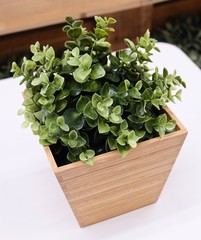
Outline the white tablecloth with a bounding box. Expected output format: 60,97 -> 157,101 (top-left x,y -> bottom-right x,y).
0,43 -> 201,240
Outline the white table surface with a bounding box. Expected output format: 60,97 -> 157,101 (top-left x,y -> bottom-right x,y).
0,43 -> 201,240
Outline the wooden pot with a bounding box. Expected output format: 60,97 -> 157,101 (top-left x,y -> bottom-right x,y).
44,106 -> 187,227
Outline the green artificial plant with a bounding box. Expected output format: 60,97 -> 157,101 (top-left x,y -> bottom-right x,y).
11,16 -> 186,165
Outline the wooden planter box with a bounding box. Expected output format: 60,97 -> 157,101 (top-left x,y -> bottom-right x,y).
44,106 -> 187,227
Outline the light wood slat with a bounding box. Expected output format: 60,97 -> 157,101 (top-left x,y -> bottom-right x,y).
75,186 -> 162,226
72,182 -> 165,215
60,158 -> 178,198
65,167 -> 173,203
0,0 -> 169,35
59,143 -> 179,192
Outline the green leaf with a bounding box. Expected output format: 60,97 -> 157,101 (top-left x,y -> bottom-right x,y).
165,119 -> 176,131
44,113 -> 57,127
90,64 -> 106,79
158,114 -> 167,126
31,78 -> 42,86
23,88 -> 33,98
124,38 -> 135,50
110,126 -> 118,136
64,41 -> 78,50
92,93 -> 102,108
76,136 -> 86,147
76,96 -> 90,113
109,55 -> 120,68
65,16 -> 73,24
11,62 -> 21,76
105,73 -> 120,83
31,121 -> 40,132
32,52 -> 44,62
127,131 -> 137,148
56,99 -> 67,112
175,89 -> 182,101
116,135 -> 126,146
68,139 -> 77,148
63,108 -> 84,130
102,98 -> 113,107
46,47 -> 55,60
142,88 -> 153,100
98,119 -> 110,133
86,117 -> 98,128
72,47 -> 80,57
56,89 -> 70,100
139,37 -> 148,47
84,159 -> 94,166
34,111 -> 45,123
67,152 -> 79,163
73,67 -> 91,83
145,119 -> 154,133
67,27 -> 82,39
17,109 -> 25,115
82,80 -> 101,92
47,136 -> 57,144
38,96 -> 49,105
46,104 -> 56,113
56,116 -> 69,131
151,99 -> 161,110
84,102 -> 98,120
24,111 -> 35,122
96,103 -> 109,119
120,120 -> 128,130
67,57 -> 80,66
69,130 -> 78,140
135,130 -> 145,140
95,39 -> 111,49
79,36 -> 94,48
118,50 -> 137,63
144,29 -> 150,40
22,121 -> 30,128
109,113 -> 123,124
72,20 -> 83,27
40,84 -> 49,96
95,28 -> 109,39
129,87 -> 141,99
79,149 -> 95,164
118,80 -> 130,94
49,121 -> 60,135
107,136 -> 117,150
39,138 -> 51,145
30,41 -> 40,54
39,125 -> 49,139
117,144 -> 131,157
135,80 -> 142,90
108,17 -> 116,24
79,54 -> 92,70
158,126 -> 165,137
54,74 -> 64,90
113,105 -> 121,115
24,60 -> 36,71
60,135 -> 69,145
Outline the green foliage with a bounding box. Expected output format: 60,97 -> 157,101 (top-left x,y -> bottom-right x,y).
12,16 -> 185,166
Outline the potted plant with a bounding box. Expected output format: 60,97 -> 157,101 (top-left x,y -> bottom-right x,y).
11,16 -> 187,227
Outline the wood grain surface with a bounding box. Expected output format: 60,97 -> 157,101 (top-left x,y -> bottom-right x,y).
0,0 -> 169,35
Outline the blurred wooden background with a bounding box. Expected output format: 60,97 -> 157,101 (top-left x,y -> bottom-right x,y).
0,0 -> 201,64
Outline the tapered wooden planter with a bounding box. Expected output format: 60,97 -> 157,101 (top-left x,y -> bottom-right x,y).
44,106 -> 187,227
